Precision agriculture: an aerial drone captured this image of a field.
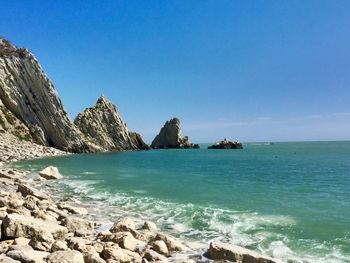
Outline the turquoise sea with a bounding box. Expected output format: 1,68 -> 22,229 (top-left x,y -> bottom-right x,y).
14,142 -> 350,262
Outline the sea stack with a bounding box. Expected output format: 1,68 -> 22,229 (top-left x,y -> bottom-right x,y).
208,139 -> 243,149
0,37 -> 95,153
151,117 -> 198,149
74,96 -> 149,151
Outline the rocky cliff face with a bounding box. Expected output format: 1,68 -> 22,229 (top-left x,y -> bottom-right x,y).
74,96 -> 149,151
151,118 -> 198,149
0,37 -> 96,153
0,37 -> 149,153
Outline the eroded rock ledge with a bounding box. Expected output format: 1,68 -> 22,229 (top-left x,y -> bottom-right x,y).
151,118 -> 199,149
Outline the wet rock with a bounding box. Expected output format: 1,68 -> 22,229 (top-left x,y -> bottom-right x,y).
39,166 -> 63,180
102,245 -> 141,263
47,250 -> 84,263
153,233 -> 188,252
110,218 -> 135,233
142,221 -> 157,232
151,240 -> 168,255
57,203 -> 88,215
207,241 -> 284,263
143,248 -> 168,262
111,232 -> 146,252
109,218 -> 146,241
208,138 -> 243,149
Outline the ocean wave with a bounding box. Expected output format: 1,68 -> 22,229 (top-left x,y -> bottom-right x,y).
82,171 -> 97,175
52,178 -> 350,263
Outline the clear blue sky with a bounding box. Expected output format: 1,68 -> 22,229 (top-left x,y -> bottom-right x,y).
1,0 -> 350,142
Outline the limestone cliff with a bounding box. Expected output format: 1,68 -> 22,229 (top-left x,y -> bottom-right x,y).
74,96 -> 149,151
0,98 -> 34,142
0,37 -> 96,152
151,117 -> 198,149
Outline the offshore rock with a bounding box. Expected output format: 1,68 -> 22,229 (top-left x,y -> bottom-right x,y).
151,118 -> 197,149
39,166 -> 62,180
208,138 -> 243,149
74,96 -> 149,151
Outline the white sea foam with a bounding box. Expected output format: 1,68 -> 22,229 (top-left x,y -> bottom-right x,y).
82,171 -> 97,175
52,178 -> 350,263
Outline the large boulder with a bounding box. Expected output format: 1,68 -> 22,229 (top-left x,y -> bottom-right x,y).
57,203 -> 88,215
102,245 -> 141,263
83,252 -> 106,263
110,218 -> 136,233
6,245 -> 49,263
151,118 -> 197,149
142,221 -> 157,232
207,242 -> 284,263
63,216 -> 94,236
0,254 -> 20,263
2,213 -> 68,241
17,184 -> 49,200
143,248 -> 168,262
150,240 -> 168,255
110,232 -> 146,252
50,240 -> 68,252
74,96 -> 150,151
47,250 -> 84,263
39,166 -> 62,180
152,233 -> 188,252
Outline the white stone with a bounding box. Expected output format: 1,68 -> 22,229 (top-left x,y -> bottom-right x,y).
39,166 -> 62,180
208,241 -> 285,263
47,250 -> 84,263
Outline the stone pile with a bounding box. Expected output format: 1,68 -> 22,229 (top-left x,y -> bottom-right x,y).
0,166 -> 194,263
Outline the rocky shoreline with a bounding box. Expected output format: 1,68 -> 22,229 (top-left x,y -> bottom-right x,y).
0,134 -> 67,163
0,140 -> 284,263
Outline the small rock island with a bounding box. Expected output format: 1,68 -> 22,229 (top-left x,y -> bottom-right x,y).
151,118 -> 199,149
208,139 -> 243,149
